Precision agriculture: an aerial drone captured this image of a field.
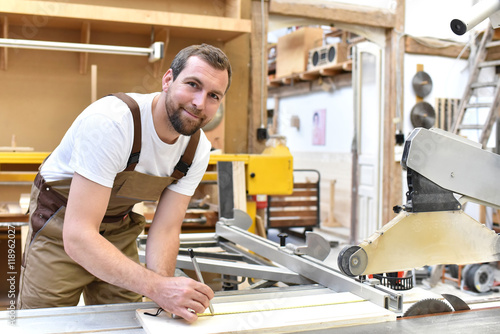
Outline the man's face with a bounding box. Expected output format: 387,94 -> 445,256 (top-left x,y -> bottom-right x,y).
162,56 -> 229,136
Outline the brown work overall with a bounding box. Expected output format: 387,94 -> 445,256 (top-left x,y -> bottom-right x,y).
18,93 -> 200,309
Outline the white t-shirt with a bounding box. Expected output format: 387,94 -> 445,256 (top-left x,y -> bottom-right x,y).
41,93 -> 211,197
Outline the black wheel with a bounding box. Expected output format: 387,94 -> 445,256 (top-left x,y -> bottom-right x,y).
465,263 -> 495,293
448,265 -> 459,279
337,245 -> 361,277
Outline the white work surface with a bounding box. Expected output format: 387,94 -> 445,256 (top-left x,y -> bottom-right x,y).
137,291 -> 396,334
3,285 -> 500,333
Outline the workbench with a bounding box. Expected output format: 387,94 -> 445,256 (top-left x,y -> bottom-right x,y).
2,285 -> 500,333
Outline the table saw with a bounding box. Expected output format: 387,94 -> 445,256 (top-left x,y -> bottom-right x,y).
3,127 -> 500,332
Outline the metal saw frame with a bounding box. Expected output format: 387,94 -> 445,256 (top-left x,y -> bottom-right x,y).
139,218 -> 403,312
338,127 -> 500,278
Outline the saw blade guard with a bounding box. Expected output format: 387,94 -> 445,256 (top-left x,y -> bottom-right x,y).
339,211 -> 500,277
338,128 -> 500,277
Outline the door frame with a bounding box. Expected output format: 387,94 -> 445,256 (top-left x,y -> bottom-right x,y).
350,41 -> 385,243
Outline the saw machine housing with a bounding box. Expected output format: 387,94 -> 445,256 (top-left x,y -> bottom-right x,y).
338,127 -> 500,277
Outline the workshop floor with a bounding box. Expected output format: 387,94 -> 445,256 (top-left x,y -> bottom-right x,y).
267,227 -> 500,309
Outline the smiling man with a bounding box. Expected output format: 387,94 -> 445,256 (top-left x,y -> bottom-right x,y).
18,44 -> 231,323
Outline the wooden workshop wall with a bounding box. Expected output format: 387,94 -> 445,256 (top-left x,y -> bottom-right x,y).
0,0 -> 251,203
0,28 -> 222,203
0,27 -> 229,151
0,0 -> 250,152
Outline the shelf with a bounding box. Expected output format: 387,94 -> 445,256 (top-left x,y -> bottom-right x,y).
0,1 -> 251,42
268,59 -> 353,87
0,152 -> 48,186
0,152 -> 50,165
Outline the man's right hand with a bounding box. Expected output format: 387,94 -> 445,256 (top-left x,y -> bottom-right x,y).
151,276 -> 214,322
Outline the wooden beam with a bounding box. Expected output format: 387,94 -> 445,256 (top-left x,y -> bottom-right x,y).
381,0 -> 404,227
79,21 -> 90,75
249,0 -> 268,153
405,35 -> 469,59
224,34 -> 251,153
1,16 -> 7,71
269,0 -> 396,28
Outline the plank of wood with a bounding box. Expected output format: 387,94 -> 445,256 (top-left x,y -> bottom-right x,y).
269,0 -> 395,28
90,65 -> 97,103
232,160 -> 247,212
405,35 -> 469,59
137,292 -> 395,333
254,214 -> 267,238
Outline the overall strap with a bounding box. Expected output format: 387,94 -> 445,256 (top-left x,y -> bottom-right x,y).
110,93 -> 142,171
171,129 -> 201,180
110,92 -> 201,180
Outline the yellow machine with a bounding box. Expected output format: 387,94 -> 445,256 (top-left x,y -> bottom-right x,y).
207,138 -> 294,196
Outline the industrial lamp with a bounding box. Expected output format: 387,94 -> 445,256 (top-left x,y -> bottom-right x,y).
451,0 -> 500,35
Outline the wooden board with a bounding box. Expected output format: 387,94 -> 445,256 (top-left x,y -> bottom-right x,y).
136,292 -> 396,333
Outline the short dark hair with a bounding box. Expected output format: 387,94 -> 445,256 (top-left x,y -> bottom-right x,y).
170,44 -> 232,94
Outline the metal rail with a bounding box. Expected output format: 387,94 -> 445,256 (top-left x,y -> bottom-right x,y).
216,222 -> 401,311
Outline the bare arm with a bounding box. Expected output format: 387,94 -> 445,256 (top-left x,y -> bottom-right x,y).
145,188 -> 190,276
63,173 -> 213,322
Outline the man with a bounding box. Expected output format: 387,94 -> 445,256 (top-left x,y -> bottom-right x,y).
18,44 -> 231,323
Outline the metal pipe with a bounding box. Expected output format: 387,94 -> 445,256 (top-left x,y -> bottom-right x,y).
0,38 -> 164,62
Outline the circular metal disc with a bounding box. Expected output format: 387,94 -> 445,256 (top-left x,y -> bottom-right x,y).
412,71 -> 433,97
465,263 -> 495,293
202,104 -> 223,132
442,294 -> 470,311
337,245 -> 361,277
410,101 -> 436,129
348,247 -> 368,276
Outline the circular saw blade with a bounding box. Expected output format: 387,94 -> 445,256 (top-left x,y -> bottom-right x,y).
442,294 -> 470,311
410,101 -> 436,129
412,71 -> 433,97
403,298 -> 452,317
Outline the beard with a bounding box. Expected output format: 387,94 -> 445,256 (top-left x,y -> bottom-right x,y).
165,95 -> 207,136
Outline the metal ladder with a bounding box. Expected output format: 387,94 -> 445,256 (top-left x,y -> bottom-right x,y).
451,26 -> 500,148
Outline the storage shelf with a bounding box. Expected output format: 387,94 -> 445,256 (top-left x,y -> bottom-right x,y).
0,152 -> 50,165
0,1 -> 251,42
268,60 -> 353,87
0,172 -> 37,183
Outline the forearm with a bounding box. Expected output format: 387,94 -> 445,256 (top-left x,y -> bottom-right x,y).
145,219 -> 182,277
145,188 -> 190,277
